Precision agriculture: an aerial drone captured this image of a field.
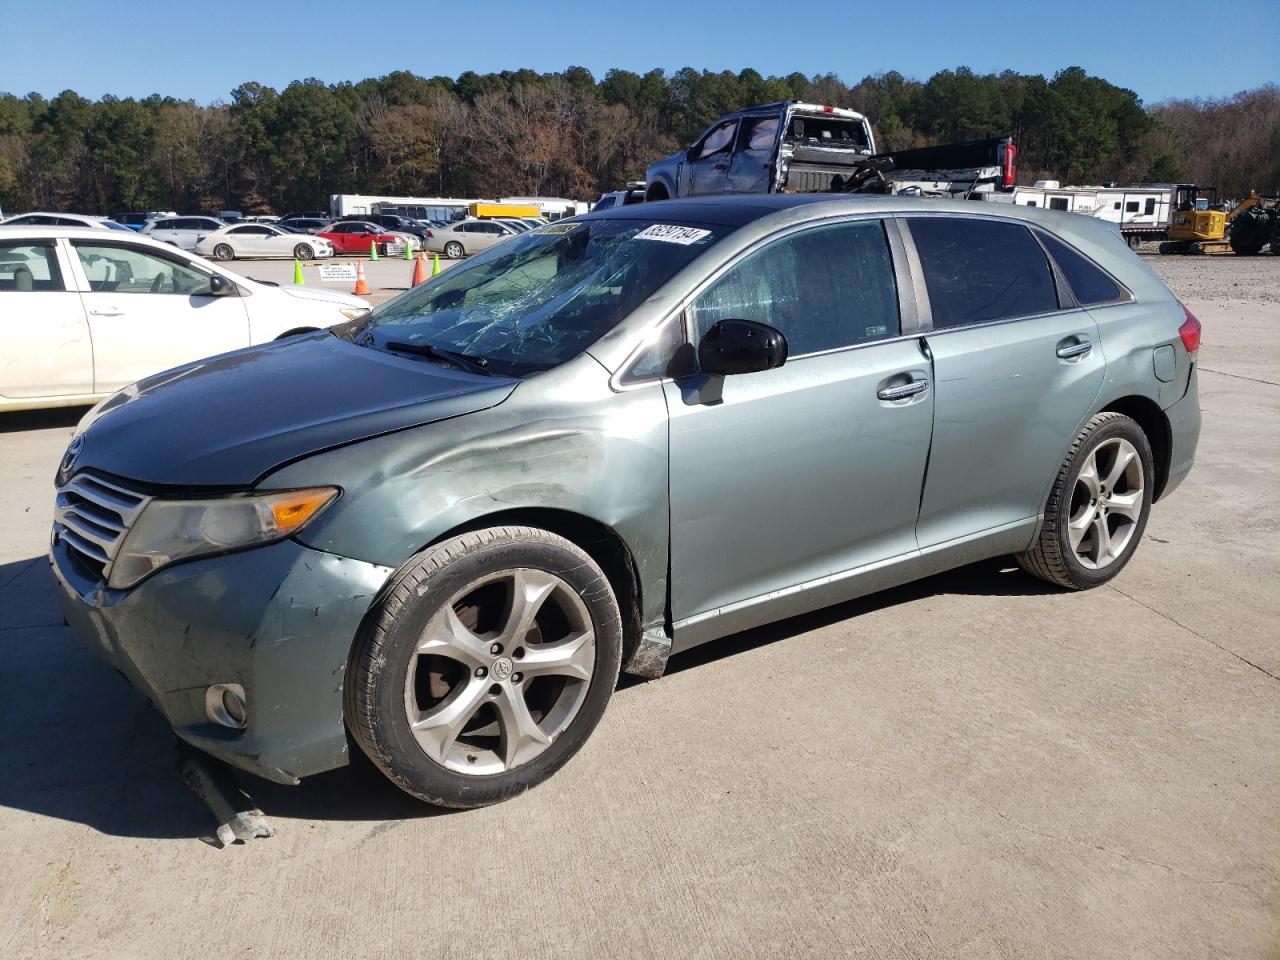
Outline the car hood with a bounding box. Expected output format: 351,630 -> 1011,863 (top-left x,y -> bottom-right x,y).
74,332 -> 516,487
271,283 -> 368,308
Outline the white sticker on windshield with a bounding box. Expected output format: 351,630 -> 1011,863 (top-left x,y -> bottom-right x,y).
634,224 -> 712,245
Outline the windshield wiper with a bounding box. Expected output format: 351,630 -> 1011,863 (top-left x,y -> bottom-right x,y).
383,340 -> 493,376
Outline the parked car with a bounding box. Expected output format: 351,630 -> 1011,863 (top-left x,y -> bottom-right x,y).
108,212 -> 173,231
592,182 -> 647,211
334,213 -> 429,242
317,221 -> 413,255
1,211 -> 134,231
423,218 -> 518,258
277,217 -> 330,234
48,196 -> 1200,811
0,226 -> 369,412
142,216 -> 228,251
195,223 -> 335,261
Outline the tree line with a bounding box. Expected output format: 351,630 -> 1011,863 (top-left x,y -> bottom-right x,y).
1,65 -> 1276,215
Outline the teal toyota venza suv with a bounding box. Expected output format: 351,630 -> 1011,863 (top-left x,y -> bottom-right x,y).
51,196 -> 1201,807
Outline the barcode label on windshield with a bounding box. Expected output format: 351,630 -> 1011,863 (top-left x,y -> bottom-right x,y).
634,225 -> 712,245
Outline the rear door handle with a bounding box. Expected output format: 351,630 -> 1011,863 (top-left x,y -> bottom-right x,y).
1056,339 -> 1093,359
89,308 -> 124,317
877,379 -> 929,401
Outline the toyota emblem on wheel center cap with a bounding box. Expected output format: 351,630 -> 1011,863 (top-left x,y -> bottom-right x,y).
492,657 -> 513,681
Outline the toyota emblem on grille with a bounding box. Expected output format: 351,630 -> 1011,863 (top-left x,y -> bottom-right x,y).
58,435 -> 84,485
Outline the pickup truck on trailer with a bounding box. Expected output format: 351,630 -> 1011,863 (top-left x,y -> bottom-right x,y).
645,100 -> 1017,201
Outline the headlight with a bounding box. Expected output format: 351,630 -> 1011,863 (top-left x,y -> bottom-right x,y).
340,306 -> 370,319
108,487 -> 339,589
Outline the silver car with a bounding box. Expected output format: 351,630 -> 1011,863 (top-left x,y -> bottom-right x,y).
51,195 -> 1200,809
424,218 -> 518,258
142,215 -> 228,251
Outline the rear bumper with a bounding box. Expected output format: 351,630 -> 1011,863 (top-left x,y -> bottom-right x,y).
1160,365 -> 1201,501
50,535 -> 391,784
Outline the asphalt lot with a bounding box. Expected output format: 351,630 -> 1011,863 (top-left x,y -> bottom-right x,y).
241,251 -> 461,306
0,253 -> 1276,959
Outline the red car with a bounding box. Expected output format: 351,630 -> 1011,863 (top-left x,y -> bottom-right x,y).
316,221 -> 407,255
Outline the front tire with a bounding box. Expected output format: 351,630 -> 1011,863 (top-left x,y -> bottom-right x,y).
346,526 -> 623,808
294,243 -> 315,261
212,243 -> 235,261
444,241 -> 464,259
1018,412 -> 1154,589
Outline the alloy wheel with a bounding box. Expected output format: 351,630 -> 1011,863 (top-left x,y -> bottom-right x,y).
403,568 -> 596,776
1067,437 -> 1144,569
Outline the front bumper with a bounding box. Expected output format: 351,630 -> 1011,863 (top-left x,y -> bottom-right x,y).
50,535 -> 392,784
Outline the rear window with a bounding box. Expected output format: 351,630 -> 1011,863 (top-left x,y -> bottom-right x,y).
1038,232 -> 1124,306
0,242 -> 64,292
908,217 -> 1058,328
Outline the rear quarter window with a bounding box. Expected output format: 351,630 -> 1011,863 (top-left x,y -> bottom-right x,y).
908,217 -> 1058,328
1037,232 -> 1124,306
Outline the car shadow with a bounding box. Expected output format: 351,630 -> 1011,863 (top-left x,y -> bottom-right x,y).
0,553 -> 1059,841
0,406 -> 91,433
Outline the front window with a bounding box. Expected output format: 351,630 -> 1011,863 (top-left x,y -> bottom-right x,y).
344,218 -> 731,377
74,243 -> 216,295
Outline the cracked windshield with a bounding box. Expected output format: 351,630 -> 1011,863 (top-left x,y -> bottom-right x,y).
350,218 -> 729,377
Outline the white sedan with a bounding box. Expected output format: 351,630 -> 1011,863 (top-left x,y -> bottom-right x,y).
0,211 -> 135,232
195,223 -> 335,261
0,227 -> 369,413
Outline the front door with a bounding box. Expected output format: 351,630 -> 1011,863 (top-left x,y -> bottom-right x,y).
665,218 -> 933,638
902,215 -> 1105,547
70,240 -> 249,392
0,239 -> 93,400
684,119 -> 738,197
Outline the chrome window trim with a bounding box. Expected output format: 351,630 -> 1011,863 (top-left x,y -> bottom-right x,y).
609,212 -> 912,392
894,212 -> 1135,337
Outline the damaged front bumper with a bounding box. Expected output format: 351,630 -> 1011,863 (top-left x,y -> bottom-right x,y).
50,535 -> 391,784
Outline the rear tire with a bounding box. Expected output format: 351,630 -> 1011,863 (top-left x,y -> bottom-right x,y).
444,241 -> 464,259
212,243 -> 234,261
346,526 -> 623,809
1017,412 -> 1154,590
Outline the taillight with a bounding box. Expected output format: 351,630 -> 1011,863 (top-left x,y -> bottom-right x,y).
1178,302 -> 1201,358
425,230 -> 433,238
822,105 -> 834,113
1002,140 -> 1017,188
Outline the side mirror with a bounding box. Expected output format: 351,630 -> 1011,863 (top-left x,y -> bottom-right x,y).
208,274 -> 233,297
698,318 -> 788,376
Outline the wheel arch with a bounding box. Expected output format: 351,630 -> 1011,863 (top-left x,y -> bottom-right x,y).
1098,394 -> 1173,500
274,326 -> 320,340
422,507 -> 646,670
645,180 -> 671,202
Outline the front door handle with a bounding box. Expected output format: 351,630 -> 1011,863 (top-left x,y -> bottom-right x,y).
89,308 -> 124,317
877,379 -> 929,401
1056,339 -> 1093,359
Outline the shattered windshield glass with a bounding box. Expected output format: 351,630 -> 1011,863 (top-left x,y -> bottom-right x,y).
345,218 -> 730,377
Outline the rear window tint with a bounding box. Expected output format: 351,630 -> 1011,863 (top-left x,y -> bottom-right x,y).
1038,232 -> 1123,305
909,217 -> 1058,328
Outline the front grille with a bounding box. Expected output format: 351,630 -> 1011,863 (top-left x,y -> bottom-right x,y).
54,473 -> 152,582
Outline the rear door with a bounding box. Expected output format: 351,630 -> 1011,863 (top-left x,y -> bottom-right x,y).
0,238 -> 94,400
725,115 -> 781,193
902,215 -> 1104,548
69,239 -> 249,392
665,217 -> 933,633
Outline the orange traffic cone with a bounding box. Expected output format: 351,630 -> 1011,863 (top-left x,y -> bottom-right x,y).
411,251 -> 428,286
353,261 -> 370,296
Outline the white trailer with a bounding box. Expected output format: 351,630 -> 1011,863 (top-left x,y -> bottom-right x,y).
987,181 -> 1176,243
329,194 -> 474,222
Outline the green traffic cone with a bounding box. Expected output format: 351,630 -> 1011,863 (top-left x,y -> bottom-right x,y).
404,241 -> 413,261
431,254 -> 441,276
292,259 -> 305,285
369,240 -> 379,261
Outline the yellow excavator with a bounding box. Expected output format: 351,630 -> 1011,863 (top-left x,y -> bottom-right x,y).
1160,187 -> 1280,255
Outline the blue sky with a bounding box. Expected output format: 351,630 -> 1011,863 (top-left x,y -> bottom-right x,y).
2,0 -> 1275,105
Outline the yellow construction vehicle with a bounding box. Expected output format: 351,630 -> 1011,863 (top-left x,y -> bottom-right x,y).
1160,187 -> 1279,255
